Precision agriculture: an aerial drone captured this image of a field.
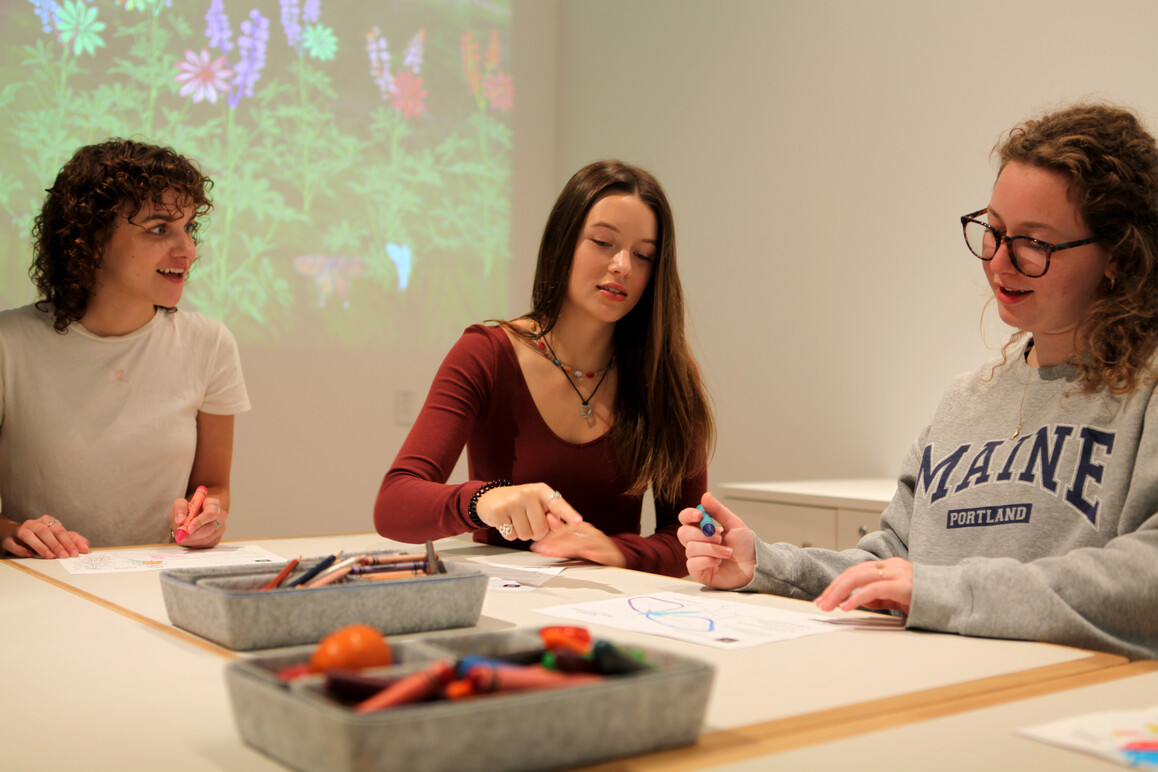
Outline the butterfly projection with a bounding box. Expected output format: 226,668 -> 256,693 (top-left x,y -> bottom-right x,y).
294,244 -> 412,307
386,242 -> 412,291
293,255 -> 370,308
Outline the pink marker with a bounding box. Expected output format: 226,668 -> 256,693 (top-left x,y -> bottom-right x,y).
175,485 -> 208,544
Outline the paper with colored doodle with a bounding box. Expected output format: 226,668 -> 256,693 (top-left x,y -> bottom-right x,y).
59,544 -> 283,574
535,591 -> 842,649
1019,706 -> 1158,768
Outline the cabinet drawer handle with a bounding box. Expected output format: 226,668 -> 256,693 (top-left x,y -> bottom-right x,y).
857,525 -> 868,537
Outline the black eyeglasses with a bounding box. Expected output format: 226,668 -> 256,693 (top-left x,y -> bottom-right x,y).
960,208 -> 1099,278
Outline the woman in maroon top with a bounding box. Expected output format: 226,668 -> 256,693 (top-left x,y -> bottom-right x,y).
375,160 -> 714,577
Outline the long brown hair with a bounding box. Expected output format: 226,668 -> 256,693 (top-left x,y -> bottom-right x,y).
509,159 -> 714,503
30,138 -> 214,332
993,103 -> 1158,392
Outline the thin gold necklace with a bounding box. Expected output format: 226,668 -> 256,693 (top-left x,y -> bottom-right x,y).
1011,369 -> 1068,440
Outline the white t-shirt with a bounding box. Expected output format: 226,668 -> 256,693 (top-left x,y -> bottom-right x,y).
0,304 -> 250,547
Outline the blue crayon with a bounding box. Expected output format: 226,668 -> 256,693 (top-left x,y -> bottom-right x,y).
697,505 -> 720,537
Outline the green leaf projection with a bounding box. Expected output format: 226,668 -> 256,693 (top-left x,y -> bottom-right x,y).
1,0 -> 513,347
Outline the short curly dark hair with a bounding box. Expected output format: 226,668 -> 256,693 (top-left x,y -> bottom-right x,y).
30,138 -> 214,332
995,103 -> 1158,392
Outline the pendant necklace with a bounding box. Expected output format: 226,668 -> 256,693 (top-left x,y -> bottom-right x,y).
538,333 -> 614,419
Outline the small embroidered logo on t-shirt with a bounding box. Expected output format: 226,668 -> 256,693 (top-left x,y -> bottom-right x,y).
111,369 -> 129,383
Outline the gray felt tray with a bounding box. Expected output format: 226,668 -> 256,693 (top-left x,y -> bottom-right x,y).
225,628 -> 716,772
160,557 -> 487,650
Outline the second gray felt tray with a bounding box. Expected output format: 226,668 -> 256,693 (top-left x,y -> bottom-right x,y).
160,557 -> 487,650
226,628 -> 716,772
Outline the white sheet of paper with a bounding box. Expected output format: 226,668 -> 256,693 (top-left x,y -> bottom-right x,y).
1018,706 -> 1158,768
470,562 -> 565,591
58,544 -> 284,574
535,590 -> 843,649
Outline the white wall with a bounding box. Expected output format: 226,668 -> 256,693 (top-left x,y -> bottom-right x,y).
552,0 -> 1158,493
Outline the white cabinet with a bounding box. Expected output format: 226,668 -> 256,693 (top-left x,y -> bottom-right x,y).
718,479 -> 895,550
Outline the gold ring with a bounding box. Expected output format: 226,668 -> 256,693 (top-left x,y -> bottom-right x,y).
875,562 -> 885,580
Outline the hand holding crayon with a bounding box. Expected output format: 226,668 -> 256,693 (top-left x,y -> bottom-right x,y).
678,492 -> 759,591
174,486 -> 208,544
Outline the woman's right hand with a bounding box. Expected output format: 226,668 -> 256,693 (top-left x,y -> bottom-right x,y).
677,491 -> 756,589
476,483 -> 584,541
1,515 -> 90,559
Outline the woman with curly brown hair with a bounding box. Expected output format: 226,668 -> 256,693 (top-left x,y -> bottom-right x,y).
0,139 -> 249,557
681,103 -> 1158,658
376,159 -> 713,577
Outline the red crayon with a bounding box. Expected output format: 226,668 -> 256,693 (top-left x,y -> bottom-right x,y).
259,557 -> 301,591
466,663 -> 601,694
175,485 -> 208,544
354,660 -> 454,714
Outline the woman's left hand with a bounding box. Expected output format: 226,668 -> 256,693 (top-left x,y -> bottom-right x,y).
814,557 -> 913,615
529,517 -> 626,568
169,496 -> 226,549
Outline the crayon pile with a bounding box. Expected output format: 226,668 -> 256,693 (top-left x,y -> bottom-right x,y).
259,541 -> 446,591
283,625 -> 653,714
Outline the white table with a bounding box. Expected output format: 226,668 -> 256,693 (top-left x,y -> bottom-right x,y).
1,561 -> 282,771
2,532 -> 1131,771
698,661 -> 1158,771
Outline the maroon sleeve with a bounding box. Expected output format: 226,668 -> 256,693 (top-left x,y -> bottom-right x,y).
374,326 -> 496,542
611,456 -> 708,577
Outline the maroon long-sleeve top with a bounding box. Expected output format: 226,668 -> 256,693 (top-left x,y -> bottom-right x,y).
374,324 -> 707,577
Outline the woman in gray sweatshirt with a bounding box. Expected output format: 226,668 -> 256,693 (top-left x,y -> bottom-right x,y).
681,103 -> 1158,660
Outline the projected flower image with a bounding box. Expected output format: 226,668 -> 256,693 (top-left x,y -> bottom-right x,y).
1,0 -> 514,348
176,48 -> 233,104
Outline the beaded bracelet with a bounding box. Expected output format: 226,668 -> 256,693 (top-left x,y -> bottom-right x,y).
467,480 -> 512,528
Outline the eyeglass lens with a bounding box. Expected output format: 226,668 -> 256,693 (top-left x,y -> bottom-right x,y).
963,220 -> 1049,277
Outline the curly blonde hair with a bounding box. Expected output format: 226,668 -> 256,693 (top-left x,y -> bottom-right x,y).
31,138 -> 213,333
994,103 -> 1158,393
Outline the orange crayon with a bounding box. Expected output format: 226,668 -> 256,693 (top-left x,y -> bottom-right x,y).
354,660 -> 454,714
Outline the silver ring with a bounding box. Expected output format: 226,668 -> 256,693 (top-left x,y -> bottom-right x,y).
45,519 -> 59,527
213,520 -> 222,530
549,490 -> 561,502
498,523 -> 514,538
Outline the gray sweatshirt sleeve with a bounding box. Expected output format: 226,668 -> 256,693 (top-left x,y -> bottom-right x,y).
740,443 -> 921,599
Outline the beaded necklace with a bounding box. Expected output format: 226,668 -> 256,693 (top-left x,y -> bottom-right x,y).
530,323 -> 614,419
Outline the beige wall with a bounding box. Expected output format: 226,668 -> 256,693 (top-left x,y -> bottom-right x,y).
230,0 -> 1158,538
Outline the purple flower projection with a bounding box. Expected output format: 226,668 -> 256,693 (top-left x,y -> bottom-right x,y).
204,0 -> 232,53
229,8 -> 269,108
279,0 -> 301,48
27,0 -> 61,34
